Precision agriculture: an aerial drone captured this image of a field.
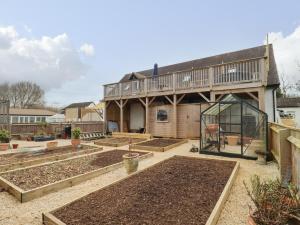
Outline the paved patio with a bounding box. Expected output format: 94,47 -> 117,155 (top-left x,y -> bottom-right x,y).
0,139 -> 278,225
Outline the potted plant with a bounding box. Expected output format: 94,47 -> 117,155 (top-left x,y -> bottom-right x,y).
12,143 -> 18,149
0,129 -> 10,151
71,128 -> 81,148
123,138 -> 139,174
244,175 -> 300,225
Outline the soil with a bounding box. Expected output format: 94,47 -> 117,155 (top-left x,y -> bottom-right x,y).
1,150 -> 146,191
95,137 -> 146,146
53,156 -> 236,225
0,145 -> 95,166
136,138 -> 182,147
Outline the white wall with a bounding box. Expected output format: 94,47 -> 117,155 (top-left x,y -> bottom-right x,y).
130,103 -> 144,130
265,88 -> 275,122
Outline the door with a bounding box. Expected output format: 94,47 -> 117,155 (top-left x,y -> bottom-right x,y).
130,103 -> 145,131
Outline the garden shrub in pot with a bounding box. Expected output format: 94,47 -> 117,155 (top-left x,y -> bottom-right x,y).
71,128 -> 81,148
0,129 -> 10,151
123,138 -> 139,174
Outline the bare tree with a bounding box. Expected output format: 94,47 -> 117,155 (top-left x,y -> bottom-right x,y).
0,83 -> 10,101
279,73 -> 294,97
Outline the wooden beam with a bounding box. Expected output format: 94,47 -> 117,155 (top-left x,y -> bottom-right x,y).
120,99 -> 124,132
216,94 -> 224,102
173,94 -> 177,138
177,94 -> 186,104
198,92 -> 210,102
138,98 -> 146,107
164,95 -> 174,105
246,92 -> 259,102
105,101 -> 111,109
114,100 -> 121,108
122,99 -> 128,108
149,97 -> 156,106
145,97 -> 149,133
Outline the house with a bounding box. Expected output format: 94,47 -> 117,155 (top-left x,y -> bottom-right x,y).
277,97 -> 300,127
64,102 -> 102,122
9,108 -> 56,124
102,44 -> 279,138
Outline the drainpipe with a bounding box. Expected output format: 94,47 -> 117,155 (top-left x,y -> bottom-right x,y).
272,86 -> 278,122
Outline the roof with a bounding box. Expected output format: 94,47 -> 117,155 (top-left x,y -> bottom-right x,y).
64,102 -> 93,109
9,108 -> 56,116
277,97 -> 300,108
119,44 -> 279,87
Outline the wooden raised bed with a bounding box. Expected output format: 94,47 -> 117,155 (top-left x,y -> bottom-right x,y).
130,138 -> 188,152
94,137 -> 146,147
0,145 -> 102,172
112,132 -> 151,139
42,156 -> 239,225
0,150 -> 153,203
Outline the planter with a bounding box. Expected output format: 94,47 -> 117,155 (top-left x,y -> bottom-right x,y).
0,143 -> 9,151
255,150 -> 267,165
227,135 -> 239,146
12,144 -> 18,149
242,137 -> 252,144
47,141 -> 58,149
123,153 -> 139,174
71,139 -> 81,149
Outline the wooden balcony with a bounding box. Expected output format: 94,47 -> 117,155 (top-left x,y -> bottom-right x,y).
103,58 -> 266,100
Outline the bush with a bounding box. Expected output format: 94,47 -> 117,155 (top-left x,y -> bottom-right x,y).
244,175 -> 300,225
72,128 -> 81,139
0,129 -> 10,143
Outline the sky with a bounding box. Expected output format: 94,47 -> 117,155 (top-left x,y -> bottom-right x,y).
0,0 -> 300,107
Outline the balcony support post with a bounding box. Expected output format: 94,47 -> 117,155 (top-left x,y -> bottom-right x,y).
145,97 -> 149,133
173,94 -> 177,138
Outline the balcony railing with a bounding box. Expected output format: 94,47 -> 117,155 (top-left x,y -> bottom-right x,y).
104,58 -> 264,99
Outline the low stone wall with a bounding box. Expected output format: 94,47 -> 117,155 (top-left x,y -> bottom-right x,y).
269,122 -> 300,188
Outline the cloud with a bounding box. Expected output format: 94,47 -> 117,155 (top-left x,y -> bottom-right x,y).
0,26 -> 87,91
266,26 -> 300,81
79,43 -> 95,56
23,25 -> 32,33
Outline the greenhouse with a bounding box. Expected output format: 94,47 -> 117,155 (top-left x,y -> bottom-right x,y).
200,94 -> 268,159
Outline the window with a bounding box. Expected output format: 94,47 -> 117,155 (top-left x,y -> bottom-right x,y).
12,116 -> 18,123
24,116 -> 29,123
30,116 -> 35,123
156,109 -> 168,122
20,116 -> 24,123
41,117 -> 46,122
36,117 -> 41,122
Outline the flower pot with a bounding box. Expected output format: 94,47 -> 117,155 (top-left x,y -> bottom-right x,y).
71,139 -> 81,149
227,135 -> 239,146
47,141 -> 58,149
248,215 -> 257,225
123,153 -> 139,174
255,150 -> 267,165
12,144 -> 18,149
242,137 -> 252,144
0,143 -> 9,151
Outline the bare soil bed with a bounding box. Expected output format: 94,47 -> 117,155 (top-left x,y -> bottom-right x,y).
0,144 -> 95,166
136,138 -> 182,147
94,137 -> 146,147
1,150 -> 146,191
50,156 -> 236,225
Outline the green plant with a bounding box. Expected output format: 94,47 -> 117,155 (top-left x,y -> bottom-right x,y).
72,128 -> 81,139
244,175 -> 300,225
0,129 -> 10,143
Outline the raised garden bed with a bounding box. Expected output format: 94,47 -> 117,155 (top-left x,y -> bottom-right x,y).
43,156 -> 239,225
94,137 -> 146,147
131,138 -> 188,152
0,145 -> 102,172
0,149 -> 152,202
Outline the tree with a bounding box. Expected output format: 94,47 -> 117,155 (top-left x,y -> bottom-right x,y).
279,73 -> 294,97
0,83 -> 10,101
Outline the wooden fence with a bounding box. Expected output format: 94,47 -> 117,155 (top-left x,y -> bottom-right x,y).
11,121 -> 104,136
269,122 -> 300,188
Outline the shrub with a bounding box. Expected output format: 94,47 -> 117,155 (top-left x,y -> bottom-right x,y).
244,175 -> 300,225
0,129 -> 10,143
72,128 -> 81,139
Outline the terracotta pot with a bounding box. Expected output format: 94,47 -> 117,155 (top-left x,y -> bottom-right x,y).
242,137 -> 252,144
71,139 -> 81,149
0,143 -> 9,151
248,215 -> 257,225
123,153 -> 139,174
47,141 -> 58,149
12,144 -> 18,149
227,135 -> 239,146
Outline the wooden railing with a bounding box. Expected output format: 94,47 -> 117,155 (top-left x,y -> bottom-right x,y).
104,58 -> 264,98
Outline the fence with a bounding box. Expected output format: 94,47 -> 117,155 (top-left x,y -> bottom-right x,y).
269,122 -> 300,188
11,121 -> 104,137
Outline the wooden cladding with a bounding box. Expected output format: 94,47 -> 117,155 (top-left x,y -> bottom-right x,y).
104,58 -> 264,98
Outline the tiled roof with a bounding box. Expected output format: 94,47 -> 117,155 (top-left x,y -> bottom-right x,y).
9,108 -> 56,116
64,102 -> 93,109
277,97 -> 300,108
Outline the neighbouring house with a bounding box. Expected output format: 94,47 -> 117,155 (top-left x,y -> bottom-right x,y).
277,97 -> 300,127
46,114 -> 65,123
9,108 -> 56,124
102,44 -> 279,139
64,102 -> 103,122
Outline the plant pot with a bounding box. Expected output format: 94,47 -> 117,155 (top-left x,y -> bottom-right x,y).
71,139 -> 81,149
47,141 -> 58,149
12,144 -> 18,149
0,143 -> 9,151
255,150 -> 267,165
242,137 -> 252,144
227,135 -> 239,146
123,153 -> 139,174
248,215 -> 257,225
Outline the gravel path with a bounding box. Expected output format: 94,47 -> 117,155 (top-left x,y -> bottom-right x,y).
1,150 -> 145,190
0,140 -> 278,225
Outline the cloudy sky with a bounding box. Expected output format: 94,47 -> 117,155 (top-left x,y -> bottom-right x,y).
0,0 -> 300,107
